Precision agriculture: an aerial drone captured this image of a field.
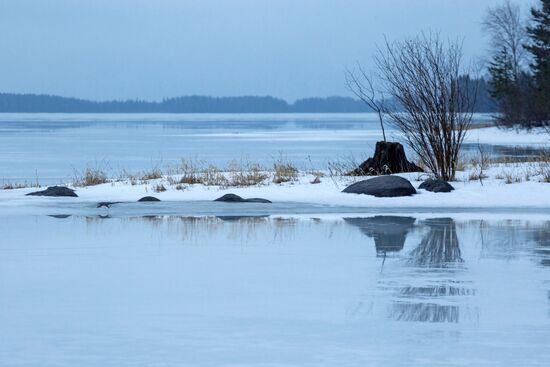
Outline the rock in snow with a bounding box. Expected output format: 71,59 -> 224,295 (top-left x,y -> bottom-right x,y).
137,196 -> 161,202
418,178 -> 455,193
342,176 -> 416,197
214,193 -> 272,203
26,186 -> 78,197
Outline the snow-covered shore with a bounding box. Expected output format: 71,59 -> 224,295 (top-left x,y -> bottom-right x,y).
2,161 -> 550,210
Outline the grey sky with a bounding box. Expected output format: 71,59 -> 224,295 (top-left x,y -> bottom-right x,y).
0,0 -> 533,101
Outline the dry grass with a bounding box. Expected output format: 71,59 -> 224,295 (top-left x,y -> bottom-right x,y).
503,172 -> 523,184
140,168 -> 162,181
154,183 -> 167,192
74,167 -> 108,187
2,182 -> 30,190
273,158 -> 298,184
169,158 -> 270,187
536,153 -> 550,183
327,156 -> 360,177
228,161 -> 269,186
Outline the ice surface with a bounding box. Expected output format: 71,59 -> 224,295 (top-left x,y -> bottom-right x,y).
0,113 -> 530,184
0,214 -> 549,366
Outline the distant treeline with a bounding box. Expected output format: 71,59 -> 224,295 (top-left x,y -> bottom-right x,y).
0,79 -> 495,113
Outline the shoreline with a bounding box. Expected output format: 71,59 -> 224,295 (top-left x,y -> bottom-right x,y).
2,160 -> 550,211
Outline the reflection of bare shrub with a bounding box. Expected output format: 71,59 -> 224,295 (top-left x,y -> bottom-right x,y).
391,302 -> 459,323
410,218 -> 463,266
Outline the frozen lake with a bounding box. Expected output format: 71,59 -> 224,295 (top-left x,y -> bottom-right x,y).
1,113 -> 549,365
0,112 -> 530,185
0,211 -> 549,366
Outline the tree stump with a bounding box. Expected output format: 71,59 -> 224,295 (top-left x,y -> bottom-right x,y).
350,141 -> 423,176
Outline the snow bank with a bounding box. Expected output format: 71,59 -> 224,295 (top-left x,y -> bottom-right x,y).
2,163 -> 550,211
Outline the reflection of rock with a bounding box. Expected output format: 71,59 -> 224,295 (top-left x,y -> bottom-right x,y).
214,193 -> 272,203
410,218 -> 463,266
47,214 -> 72,219
216,215 -> 269,222
344,216 -> 415,255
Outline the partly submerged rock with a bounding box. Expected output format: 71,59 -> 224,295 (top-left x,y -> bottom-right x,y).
342,176 -> 416,197
214,193 -> 272,203
97,201 -> 122,208
418,178 -> 455,193
137,196 -> 161,202
26,186 -> 78,197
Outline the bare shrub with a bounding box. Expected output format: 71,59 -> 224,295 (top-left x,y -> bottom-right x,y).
376,33 -> 475,181
469,143 -> 491,184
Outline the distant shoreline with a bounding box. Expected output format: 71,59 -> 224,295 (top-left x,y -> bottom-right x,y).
0,92 -> 496,114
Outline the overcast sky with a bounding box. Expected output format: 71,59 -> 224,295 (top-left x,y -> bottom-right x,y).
0,0 -> 535,101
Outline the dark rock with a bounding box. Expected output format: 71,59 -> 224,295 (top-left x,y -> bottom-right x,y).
418,178 -> 454,193
350,141 -> 423,175
137,196 -> 161,202
26,186 -> 78,197
342,175 -> 416,197
214,193 -> 272,203
48,214 -> 72,219
97,201 -> 122,208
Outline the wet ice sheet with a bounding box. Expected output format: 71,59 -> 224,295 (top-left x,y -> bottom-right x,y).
0,214 -> 549,366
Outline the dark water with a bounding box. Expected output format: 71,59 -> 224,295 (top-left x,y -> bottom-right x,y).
1,213 -> 549,366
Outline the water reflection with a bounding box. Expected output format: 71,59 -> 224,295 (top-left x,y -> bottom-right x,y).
393,218 -> 469,323
37,213 -> 550,325
344,216 -> 416,256
344,216 -> 472,323
409,218 -> 463,267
